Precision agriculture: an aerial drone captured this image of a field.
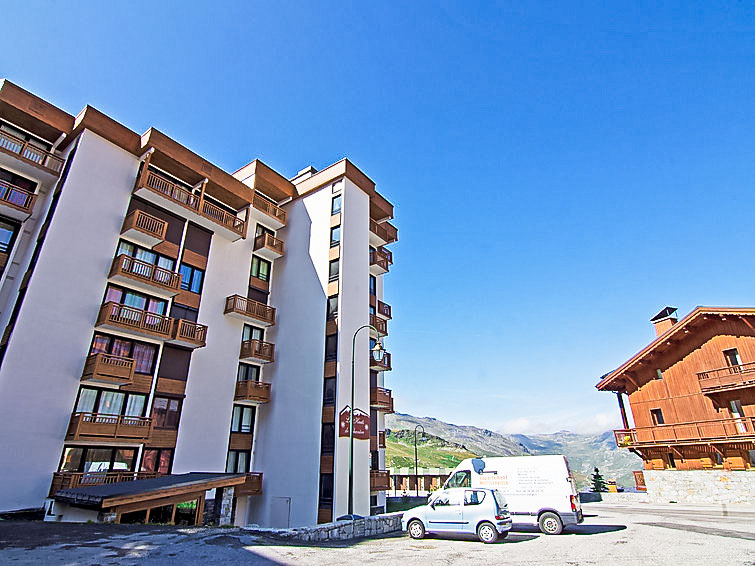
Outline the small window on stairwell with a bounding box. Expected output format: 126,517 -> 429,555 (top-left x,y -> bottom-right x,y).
650,409 -> 665,426
325,334 -> 338,361
323,378 -> 336,406
666,452 -> 676,469
329,260 -> 339,282
655,369 -> 663,380
331,195 -> 342,215
723,348 -> 742,371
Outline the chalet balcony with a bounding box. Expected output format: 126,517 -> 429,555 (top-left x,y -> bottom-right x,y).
121,210 -> 168,248
250,192 -> 286,229
614,417 -> 755,448
108,254 -> 182,298
96,302 -> 174,341
235,472 -> 264,496
370,387 -> 395,413
0,179 -> 37,221
370,351 -> 392,372
239,339 -> 275,364
370,470 -> 391,491
168,319 -> 208,349
49,471 -> 160,497
369,247 -> 391,275
369,219 -> 398,247
697,362 -> 755,394
370,431 -> 387,451
375,299 -> 392,320
253,232 -> 285,261
0,129 -> 64,176
65,412 -> 153,442
224,295 -> 276,326
80,353 -> 135,387
234,380 -> 271,405
134,169 -> 247,241
370,314 -> 388,338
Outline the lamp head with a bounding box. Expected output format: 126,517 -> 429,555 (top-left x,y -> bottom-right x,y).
371,341 -> 385,362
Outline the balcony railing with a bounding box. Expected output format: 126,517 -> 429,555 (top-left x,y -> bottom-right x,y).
370,470 -> 391,491
370,387 -> 394,412
66,412 -> 153,442
81,353 -> 135,386
370,351 -> 392,371
614,417 -> 755,448
234,380 -> 271,404
253,192 -> 287,225
253,232 -> 285,257
235,472 -> 264,496
240,339 -> 275,363
96,302 -> 174,339
0,129 -> 64,174
224,295 -> 276,325
697,362 -> 755,393
377,300 -> 392,319
171,319 -> 208,348
49,471 -> 161,497
379,430 -> 386,448
370,247 -> 391,274
369,219 -> 398,245
121,210 -> 167,246
139,170 -> 246,238
370,314 -> 388,337
0,179 -> 36,215
109,254 -> 182,294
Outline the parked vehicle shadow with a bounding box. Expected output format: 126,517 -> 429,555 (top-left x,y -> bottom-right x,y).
426,532 -> 539,544
512,524 -> 627,535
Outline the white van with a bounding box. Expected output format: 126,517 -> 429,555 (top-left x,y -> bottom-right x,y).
443,456 -> 583,534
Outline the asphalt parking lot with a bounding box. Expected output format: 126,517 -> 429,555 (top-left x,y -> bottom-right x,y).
1,504 -> 754,565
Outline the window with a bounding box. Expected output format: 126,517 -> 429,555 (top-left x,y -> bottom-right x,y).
248,287 -> 269,304
650,409 -> 665,426
226,450 -> 250,473
323,377 -> 336,406
0,219 -> 19,256
170,304 -> 198,322
446,470 -> 471,488
655,369 -> 663,380
90,334 -> 158,374
251,255 -> 271,282
116,239 -> 175,271
325,334 -> 338,361
326,295 -> 338,320
0,166 -> 37,193
255,224 -> 274,238
141,449 -> 173,474
238,363 -> 261,382
243,324 -> 264,342
331,195 -> 342,215
330,225 -> 341,247
369,275 -> 376,296
0,121 -> 52,151
179,264 -> 204,294
104,285 -> 167,315
666,452 -> 676,469
464,490 -> 486,505
321,423 -> 335,454
319,473 -> 334,507
157,345 -> 192,381
724,348 -> 742,370
231,405 -> 256,433
59,446 -> 136,474
152,397 -> 181,429
329,260 -> 339,282
75,387 -> 146,417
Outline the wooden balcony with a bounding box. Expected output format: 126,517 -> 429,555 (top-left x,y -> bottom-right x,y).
697,362 -> 755,394
49,471 -> 160,497
370,314 -> 388,338
375,300 -> 392,320
249,192 -> 286,229
370,470 -> 391,491
224,295 -> 276,326
121,210 -> 168,248
370,351 -> 392,372
370,432 -> 387,451
370,387 -> 395,413
0,129 -> 64,175
369,247 -> 391,276
109,254 -> 181,298
80,353 -> 135,387
234,380 -> 271,405
239,339 -> 275,363
614,417 -> 755,448
65,412 -> 153,442
96,302 -> 174,340
134,169 -> 247,241
235,472 -> 264,496
168,319 -> 208,349
0,179 -> 36,221
253,232 -> 284,261
379,430 -> 386,448
369,219 -> 398,247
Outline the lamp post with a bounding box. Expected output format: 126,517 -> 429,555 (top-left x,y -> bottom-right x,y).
414,424 -> 424,497
338,324 -> 384,520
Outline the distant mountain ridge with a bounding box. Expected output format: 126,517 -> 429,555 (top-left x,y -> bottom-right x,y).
385,413 -> 641,489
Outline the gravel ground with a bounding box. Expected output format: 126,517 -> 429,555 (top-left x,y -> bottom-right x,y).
1,504 -> 754,565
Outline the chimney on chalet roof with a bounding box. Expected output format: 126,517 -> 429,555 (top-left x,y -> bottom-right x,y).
650,306 -> 678,336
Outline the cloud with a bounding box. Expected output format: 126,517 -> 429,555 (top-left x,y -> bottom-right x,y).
495,411 -> 622,436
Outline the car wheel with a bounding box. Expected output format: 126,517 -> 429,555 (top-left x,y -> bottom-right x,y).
477,521 -> 499,544
408,519 -> 425,539
538,512 -> 563,535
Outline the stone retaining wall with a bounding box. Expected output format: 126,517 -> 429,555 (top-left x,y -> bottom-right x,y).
644,470 -> 755,504
244,512 -> 404,542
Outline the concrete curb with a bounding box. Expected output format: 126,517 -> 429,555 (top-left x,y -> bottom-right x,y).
242,512 -> 404,542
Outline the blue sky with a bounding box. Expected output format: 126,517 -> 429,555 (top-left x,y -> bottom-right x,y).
3,2 -> 755,434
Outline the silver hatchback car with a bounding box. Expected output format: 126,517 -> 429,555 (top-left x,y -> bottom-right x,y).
401,487 -> 513,543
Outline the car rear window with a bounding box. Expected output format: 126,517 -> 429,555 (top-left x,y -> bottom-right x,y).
493,490 -> 507,511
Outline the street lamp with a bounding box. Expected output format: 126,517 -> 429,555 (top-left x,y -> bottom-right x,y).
414,424 -> 424,497
337,324 -> 384,521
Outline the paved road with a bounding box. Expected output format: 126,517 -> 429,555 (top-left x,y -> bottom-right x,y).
1,504 -> 754,565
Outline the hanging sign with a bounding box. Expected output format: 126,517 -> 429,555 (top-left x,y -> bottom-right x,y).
338,407 -> 370,439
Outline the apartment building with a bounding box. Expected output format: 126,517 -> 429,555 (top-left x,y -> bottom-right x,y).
597,306 -> 755,503
0,79 -> 398,526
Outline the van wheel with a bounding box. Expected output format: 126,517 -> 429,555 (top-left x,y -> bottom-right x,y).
477,522 -> 499,543
408,519 -> 425,539
538,512 -> 563,535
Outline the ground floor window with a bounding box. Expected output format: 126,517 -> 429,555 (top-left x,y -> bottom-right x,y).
140,448 -> 173,474
59,446 -> 136,474
226,450 -> 250,473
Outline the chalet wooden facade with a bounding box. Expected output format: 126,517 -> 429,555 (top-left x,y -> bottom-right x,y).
597,307 -> 755,472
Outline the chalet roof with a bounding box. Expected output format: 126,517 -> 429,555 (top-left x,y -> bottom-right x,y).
596,306 -> 755,393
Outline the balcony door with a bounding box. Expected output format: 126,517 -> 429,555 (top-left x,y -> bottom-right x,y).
730,400 -> 747,434
723,348 -> 742,373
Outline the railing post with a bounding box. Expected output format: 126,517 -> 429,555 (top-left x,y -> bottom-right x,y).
135,150 -> 153,192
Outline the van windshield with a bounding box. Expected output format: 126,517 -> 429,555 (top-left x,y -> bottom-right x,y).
446,470 -> 471,488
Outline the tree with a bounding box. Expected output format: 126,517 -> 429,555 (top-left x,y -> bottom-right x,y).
591,467 -> 607,492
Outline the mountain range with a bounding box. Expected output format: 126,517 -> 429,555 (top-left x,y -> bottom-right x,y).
384,412 -> 642,489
